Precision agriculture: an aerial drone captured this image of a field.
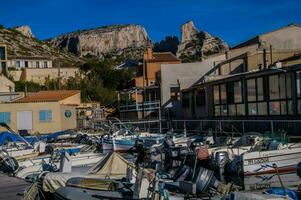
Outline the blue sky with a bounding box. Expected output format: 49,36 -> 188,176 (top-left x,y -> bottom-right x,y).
0,0 -> 300,46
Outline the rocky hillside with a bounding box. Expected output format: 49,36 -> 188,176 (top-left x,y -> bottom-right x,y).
0,25 -> 80,66
177,21 -> 229,62
47,25 -> 150,61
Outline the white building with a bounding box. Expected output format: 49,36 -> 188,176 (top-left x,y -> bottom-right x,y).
7,56 -> 53,69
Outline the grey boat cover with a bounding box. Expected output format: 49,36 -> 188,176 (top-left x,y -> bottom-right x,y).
42,152 -> 137,193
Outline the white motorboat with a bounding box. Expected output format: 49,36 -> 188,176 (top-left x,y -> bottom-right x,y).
242,142 -> 301,176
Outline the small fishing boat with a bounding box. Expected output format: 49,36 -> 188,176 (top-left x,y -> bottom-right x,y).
242,143 -> 301,176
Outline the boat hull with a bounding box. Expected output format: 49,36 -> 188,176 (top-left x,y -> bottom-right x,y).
243,147 -> 301,176
112,139 -> 135,152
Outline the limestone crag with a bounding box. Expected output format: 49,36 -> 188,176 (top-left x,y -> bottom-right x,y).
177,21 -> 229,62
14,25 -> 34,38
47,25 -> 150,59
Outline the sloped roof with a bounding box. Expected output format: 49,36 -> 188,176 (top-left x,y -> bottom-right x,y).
14,90 -> 80,103
149,52 -> 180,62
232,23 -> 301,49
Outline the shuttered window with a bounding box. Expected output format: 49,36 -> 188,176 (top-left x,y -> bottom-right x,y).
39,110 -> 52,122
0,112 -> 11,124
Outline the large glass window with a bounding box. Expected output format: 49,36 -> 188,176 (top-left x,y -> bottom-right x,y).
269,75 -> 279,100
213,85 -> 220,104
39,110 -> 52,122
220,84 -> 227,104
196,89 -> 206,106
247,77 -> 267,115
247,79 -> 256,102
234,81 -> 242,103
257,78 -> 264,101
268,73 -> 292,115
182,92 -> 190,108
0,112 -> 11,124
170,86 -> 180,101
213,81 -> 244,117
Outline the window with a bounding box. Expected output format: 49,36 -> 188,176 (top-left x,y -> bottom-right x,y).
268,73 -> 292,115
257,78 -> 264,101
44,61 -> 48,68
196,89 -> 206,106
16,61 -> 21,68
36,61 -> 40,68
220,84 -> 227,104
170,86 -> 180,101
182,92 -> 190,108
247,77 -> 266,115
247,79 -> 256,102
213,85 -> 220,104
234,81 -> 242,103
269,75 -> 279,100
213,81 -> 244,116
248,103 -> 257,115
257,102 -> 267,115
25,61 -> 29,68
39,110 -> 52,122
0,47 -> 5,60
0,112 -> 11,124
269,101 -> 280,115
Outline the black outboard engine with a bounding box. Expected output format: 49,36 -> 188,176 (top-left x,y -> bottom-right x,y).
0,150 -> 19,174
178,167 -> 221,195
215,151 -> 229,182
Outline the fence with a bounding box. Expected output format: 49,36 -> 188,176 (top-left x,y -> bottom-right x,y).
112,119 -> 301,136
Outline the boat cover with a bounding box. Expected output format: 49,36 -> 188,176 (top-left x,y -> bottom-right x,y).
42,153 -> 138,193
0,131 -> 23,145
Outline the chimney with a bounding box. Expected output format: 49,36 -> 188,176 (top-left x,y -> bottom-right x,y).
144,45 -> 153,60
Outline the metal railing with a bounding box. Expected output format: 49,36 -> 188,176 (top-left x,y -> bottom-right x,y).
112,119 -> 301,135
119,101 -> 160,112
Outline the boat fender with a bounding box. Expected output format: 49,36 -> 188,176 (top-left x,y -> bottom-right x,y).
196,147 -> 209,161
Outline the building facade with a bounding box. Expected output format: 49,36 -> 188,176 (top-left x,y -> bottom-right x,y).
0,90 -> 80,134
179,24 -> 301,134
118,47 -> 181,119
7,57 -> 53,69
160,53 -> 226,118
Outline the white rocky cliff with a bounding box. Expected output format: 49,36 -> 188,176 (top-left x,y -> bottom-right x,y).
47,25 -> 150,58
177,21 -> 229,62
14,25 -> 35,38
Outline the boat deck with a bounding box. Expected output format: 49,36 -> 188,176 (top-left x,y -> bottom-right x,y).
0,173 -> 30,200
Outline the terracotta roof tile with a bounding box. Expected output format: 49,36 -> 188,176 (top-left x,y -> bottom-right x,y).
148,52 -> 180,62
14,90 -> 80,103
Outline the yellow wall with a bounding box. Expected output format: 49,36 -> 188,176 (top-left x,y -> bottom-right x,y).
60,104 -> 77,131
59,93 -> 81,105
0,102 -> 77,134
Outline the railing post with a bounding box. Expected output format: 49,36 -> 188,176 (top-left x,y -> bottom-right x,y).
271,121 -> 274,133
242,121 -> 245,134
200,120 -> 203,132
184,121 -> 186,133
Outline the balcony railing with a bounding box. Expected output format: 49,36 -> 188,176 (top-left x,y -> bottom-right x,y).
119,101 -> 160,112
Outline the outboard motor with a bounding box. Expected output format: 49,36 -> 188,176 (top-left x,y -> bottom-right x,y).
0,151 -> 19,174
178,167 -> 221,195
173,165 -> 191,182
215,151 -> 229,182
